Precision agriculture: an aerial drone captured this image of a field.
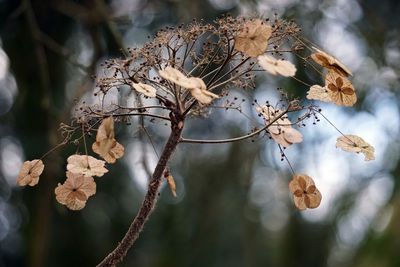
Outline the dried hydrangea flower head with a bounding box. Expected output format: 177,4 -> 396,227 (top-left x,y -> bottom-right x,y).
17,159 -> 44,186
289,174 -> 322,210
92,117 -> 125,164
66,155 -> 108,177
311,46 -> 352,77
55,171 -> 96,210
234,19 -> 272,57
15,14 -> 379,266
325,71 -> 357,106
336,135 -> 375,161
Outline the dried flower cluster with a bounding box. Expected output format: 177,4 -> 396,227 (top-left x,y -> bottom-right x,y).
307,47 -> 357,106
17,159 -> 44,186
18,15 -> 374,212
257,105 -> 303,147
19,117 -> 124,210
17,14 -> 376,266
289,174 -> 322,210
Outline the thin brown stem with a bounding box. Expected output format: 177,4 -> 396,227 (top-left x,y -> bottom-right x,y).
180,107 -> 291,144
97,114 -> 184,267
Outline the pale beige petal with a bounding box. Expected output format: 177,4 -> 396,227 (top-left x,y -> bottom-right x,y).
267,125 -> 280,135
159,67 -> 208,91
79,176 -> 97,197
270,132 -> 292,147
306,85 -> 332,102
289,177 -> 301,193
67,155 -> 108,177
275,59 -> 297,77
300,174 -> 315,188
86,156 -> 109,177
235,19 -> 272,57
258,55 -> 296,77
186,77 -> 207,90
55,183 -> 70,205
336,135 -> 375,161
189,88 -> 219,104
67,155 -> 89,174
109,142 -> 125,163
92,139 -> 116,160
65,171 -> 85,188
159,67 -> 192,88
166,174 -> 177,197
132,82 -> 157,98
65,195 -> 87,210
17,159 -> 44,186
96,117 -> 114,142
282,127 -> 303,144
305,188 -> 322,209
362,146 -> 375,161
293,196 -> 307,210
93,139 -> 124,164
336,135 -> 361,153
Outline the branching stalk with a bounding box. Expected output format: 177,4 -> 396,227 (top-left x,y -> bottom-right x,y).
97,115 -> 184,267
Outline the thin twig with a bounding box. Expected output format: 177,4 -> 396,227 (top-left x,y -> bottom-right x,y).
180,107 -> 291,144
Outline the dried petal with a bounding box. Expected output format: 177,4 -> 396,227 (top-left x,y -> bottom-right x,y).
293,195 -> 308,210
96,117 -> 114,141
235,19 -> 272,57
132,82 -> 157,98
55,171 -> 96,210
306,85 -> 332,102
258,55 -> 297,77
92,140 -> 124,164
166,174 -> 177,197
325,71 -> 357,106
67,155 -> 108,177
311,47 -> 352,77
257,105 -> 302,147
269,129 -> 292,147
92,117 -> 125,164
159,67 -> 194,88
305,189 -> 322,208
336,135 -> 375,161
17,159 -> 44,186
282,127 -> 303,144
185,77 -> 207,90
189,87 -> 219,104
158,67 -> 218,104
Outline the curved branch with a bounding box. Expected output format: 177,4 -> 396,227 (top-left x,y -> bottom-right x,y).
97,120 -> 183,267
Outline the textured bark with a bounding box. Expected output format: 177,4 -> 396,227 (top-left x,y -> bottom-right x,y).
97,114 -> 183,267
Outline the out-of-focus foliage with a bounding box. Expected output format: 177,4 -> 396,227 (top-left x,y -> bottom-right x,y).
0,0 -> 399,267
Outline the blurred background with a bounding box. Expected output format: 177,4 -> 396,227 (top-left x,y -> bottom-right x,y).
0,0 -> 399,266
